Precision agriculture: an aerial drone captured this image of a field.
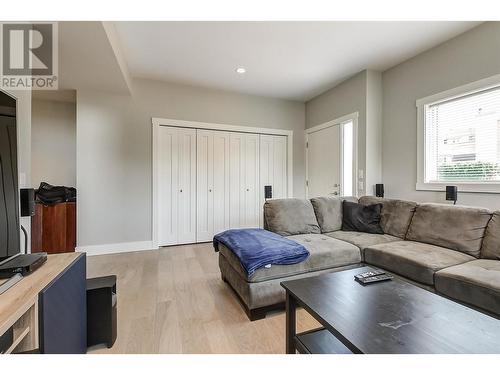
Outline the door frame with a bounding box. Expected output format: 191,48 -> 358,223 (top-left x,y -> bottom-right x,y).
152,117 -> 294,249
305,112 -> 358,198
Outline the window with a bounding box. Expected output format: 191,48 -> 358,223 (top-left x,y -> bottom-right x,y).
417,75 -> 500,193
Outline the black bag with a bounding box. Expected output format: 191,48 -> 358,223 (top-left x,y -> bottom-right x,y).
35,182 -> 76,205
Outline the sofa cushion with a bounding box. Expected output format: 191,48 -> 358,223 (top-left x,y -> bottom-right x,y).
406,204 -> 492,258
364,241 -> 475,285
218,234 -> 361,283
264,198 -> 320,236
481,212 -> 500,260
326,231 -> 399,253
358,196 -> 417,239
342,201 -> 384,234
435,260 -> 500,317
310,196 -> 358,233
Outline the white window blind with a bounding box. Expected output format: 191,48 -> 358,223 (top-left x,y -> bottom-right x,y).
424,85 -> 500,183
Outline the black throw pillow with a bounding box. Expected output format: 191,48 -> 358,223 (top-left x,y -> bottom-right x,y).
342,201 -> 384,234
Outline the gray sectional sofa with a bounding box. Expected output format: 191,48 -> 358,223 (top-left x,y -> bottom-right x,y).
218,196 -> 500,321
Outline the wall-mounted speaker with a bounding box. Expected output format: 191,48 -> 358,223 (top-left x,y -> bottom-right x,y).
264,185 -> 272,200
20,188 -> 35,217
375,184 -> 384,198
446,186 -> 458,205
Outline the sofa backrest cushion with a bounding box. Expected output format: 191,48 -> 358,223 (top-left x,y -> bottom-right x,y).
264,198 -> 321,236
310,196 -> 358,233
406,203 -> 492,258
481,211 -> 500,260
342,201 -> 384,234
358,196 -> 417,239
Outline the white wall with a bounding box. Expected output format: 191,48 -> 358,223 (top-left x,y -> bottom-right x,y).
382,22 -> 500,209
77,80 -> 305,247
31,99 -> 76,187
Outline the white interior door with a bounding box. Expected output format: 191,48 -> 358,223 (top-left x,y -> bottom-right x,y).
177,128 -> 197,244
158,126 -> 179,246
307,125 -> 341,198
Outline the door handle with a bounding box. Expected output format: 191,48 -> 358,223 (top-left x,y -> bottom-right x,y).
331,191 -> 339,195
180,189 -> 183,193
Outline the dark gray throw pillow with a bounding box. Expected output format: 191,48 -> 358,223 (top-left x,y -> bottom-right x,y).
342,201 -> 384,234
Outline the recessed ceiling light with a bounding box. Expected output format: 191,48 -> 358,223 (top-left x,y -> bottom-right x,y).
236,67 -> 246,74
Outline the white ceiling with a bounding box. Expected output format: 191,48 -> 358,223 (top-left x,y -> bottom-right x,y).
114,21 -> 481,101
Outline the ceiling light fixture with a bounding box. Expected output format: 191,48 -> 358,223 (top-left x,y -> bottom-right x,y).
236,67 -> 246,74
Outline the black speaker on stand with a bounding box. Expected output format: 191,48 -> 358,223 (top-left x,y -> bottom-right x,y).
446,186 -> 458,205
375,184 -> 384,198
20,188 -> 35,252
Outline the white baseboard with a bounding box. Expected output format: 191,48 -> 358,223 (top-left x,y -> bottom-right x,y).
76,241 -> 158,256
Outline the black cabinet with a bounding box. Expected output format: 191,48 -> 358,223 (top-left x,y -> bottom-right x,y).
86,275 -> 117,348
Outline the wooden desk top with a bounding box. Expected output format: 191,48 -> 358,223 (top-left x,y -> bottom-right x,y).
0,253 -> 82,336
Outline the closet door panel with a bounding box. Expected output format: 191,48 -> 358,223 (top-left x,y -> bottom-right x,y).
244,134 -> 260,228
177,128 -> 197,244
158,127 -> 178,246
272,135 -> 288,199
196,130 -> 214,242
259,135 -> 273,215
213,132 -> 230,235
229,133 -> 244,228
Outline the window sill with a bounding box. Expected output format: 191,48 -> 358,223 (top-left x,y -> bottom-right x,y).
416,182 -> 500,194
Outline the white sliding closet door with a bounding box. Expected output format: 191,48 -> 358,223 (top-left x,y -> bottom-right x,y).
229,133 -> 245,228
158,126 -> 196,246
244,134 -> 260,227
196,130 -> 230,242
229,133 -> 260,229
158,126 -> 178,246
212,132 -> 231,234
259,134 -> 288,202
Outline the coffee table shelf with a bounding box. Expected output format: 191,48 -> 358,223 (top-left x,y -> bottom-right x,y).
295,328 -> 353,354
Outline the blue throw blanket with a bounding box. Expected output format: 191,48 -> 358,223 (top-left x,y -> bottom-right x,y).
213,228 -> 309,277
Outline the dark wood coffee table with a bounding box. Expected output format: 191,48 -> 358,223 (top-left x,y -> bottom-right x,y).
281,266 -> 500,354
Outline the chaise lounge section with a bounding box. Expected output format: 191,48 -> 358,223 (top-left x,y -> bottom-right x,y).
218,195 -> 500,320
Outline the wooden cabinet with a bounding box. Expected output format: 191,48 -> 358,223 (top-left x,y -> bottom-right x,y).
31,202 -> 76,254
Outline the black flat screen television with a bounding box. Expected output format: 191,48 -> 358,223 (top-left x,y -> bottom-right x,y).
0,91 -> 20,263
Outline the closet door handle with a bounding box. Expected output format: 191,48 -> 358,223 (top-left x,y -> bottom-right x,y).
180,189 -> 183,193
246,188 -> 249,192
209,189 -> 212,192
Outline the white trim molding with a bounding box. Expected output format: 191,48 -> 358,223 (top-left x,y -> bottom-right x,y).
416,74 -> 500,194
76,241 -> 157,256
151,117 -> 294,249
152,117 -> 293,137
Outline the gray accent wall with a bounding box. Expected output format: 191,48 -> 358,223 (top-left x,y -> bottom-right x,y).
31,99 -> 76,188
382,22 -> 500,209
76,79 -> 305,247
305,70 -> 383,196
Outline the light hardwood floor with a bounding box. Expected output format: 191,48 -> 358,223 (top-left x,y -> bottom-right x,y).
87,243 -> 321,354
